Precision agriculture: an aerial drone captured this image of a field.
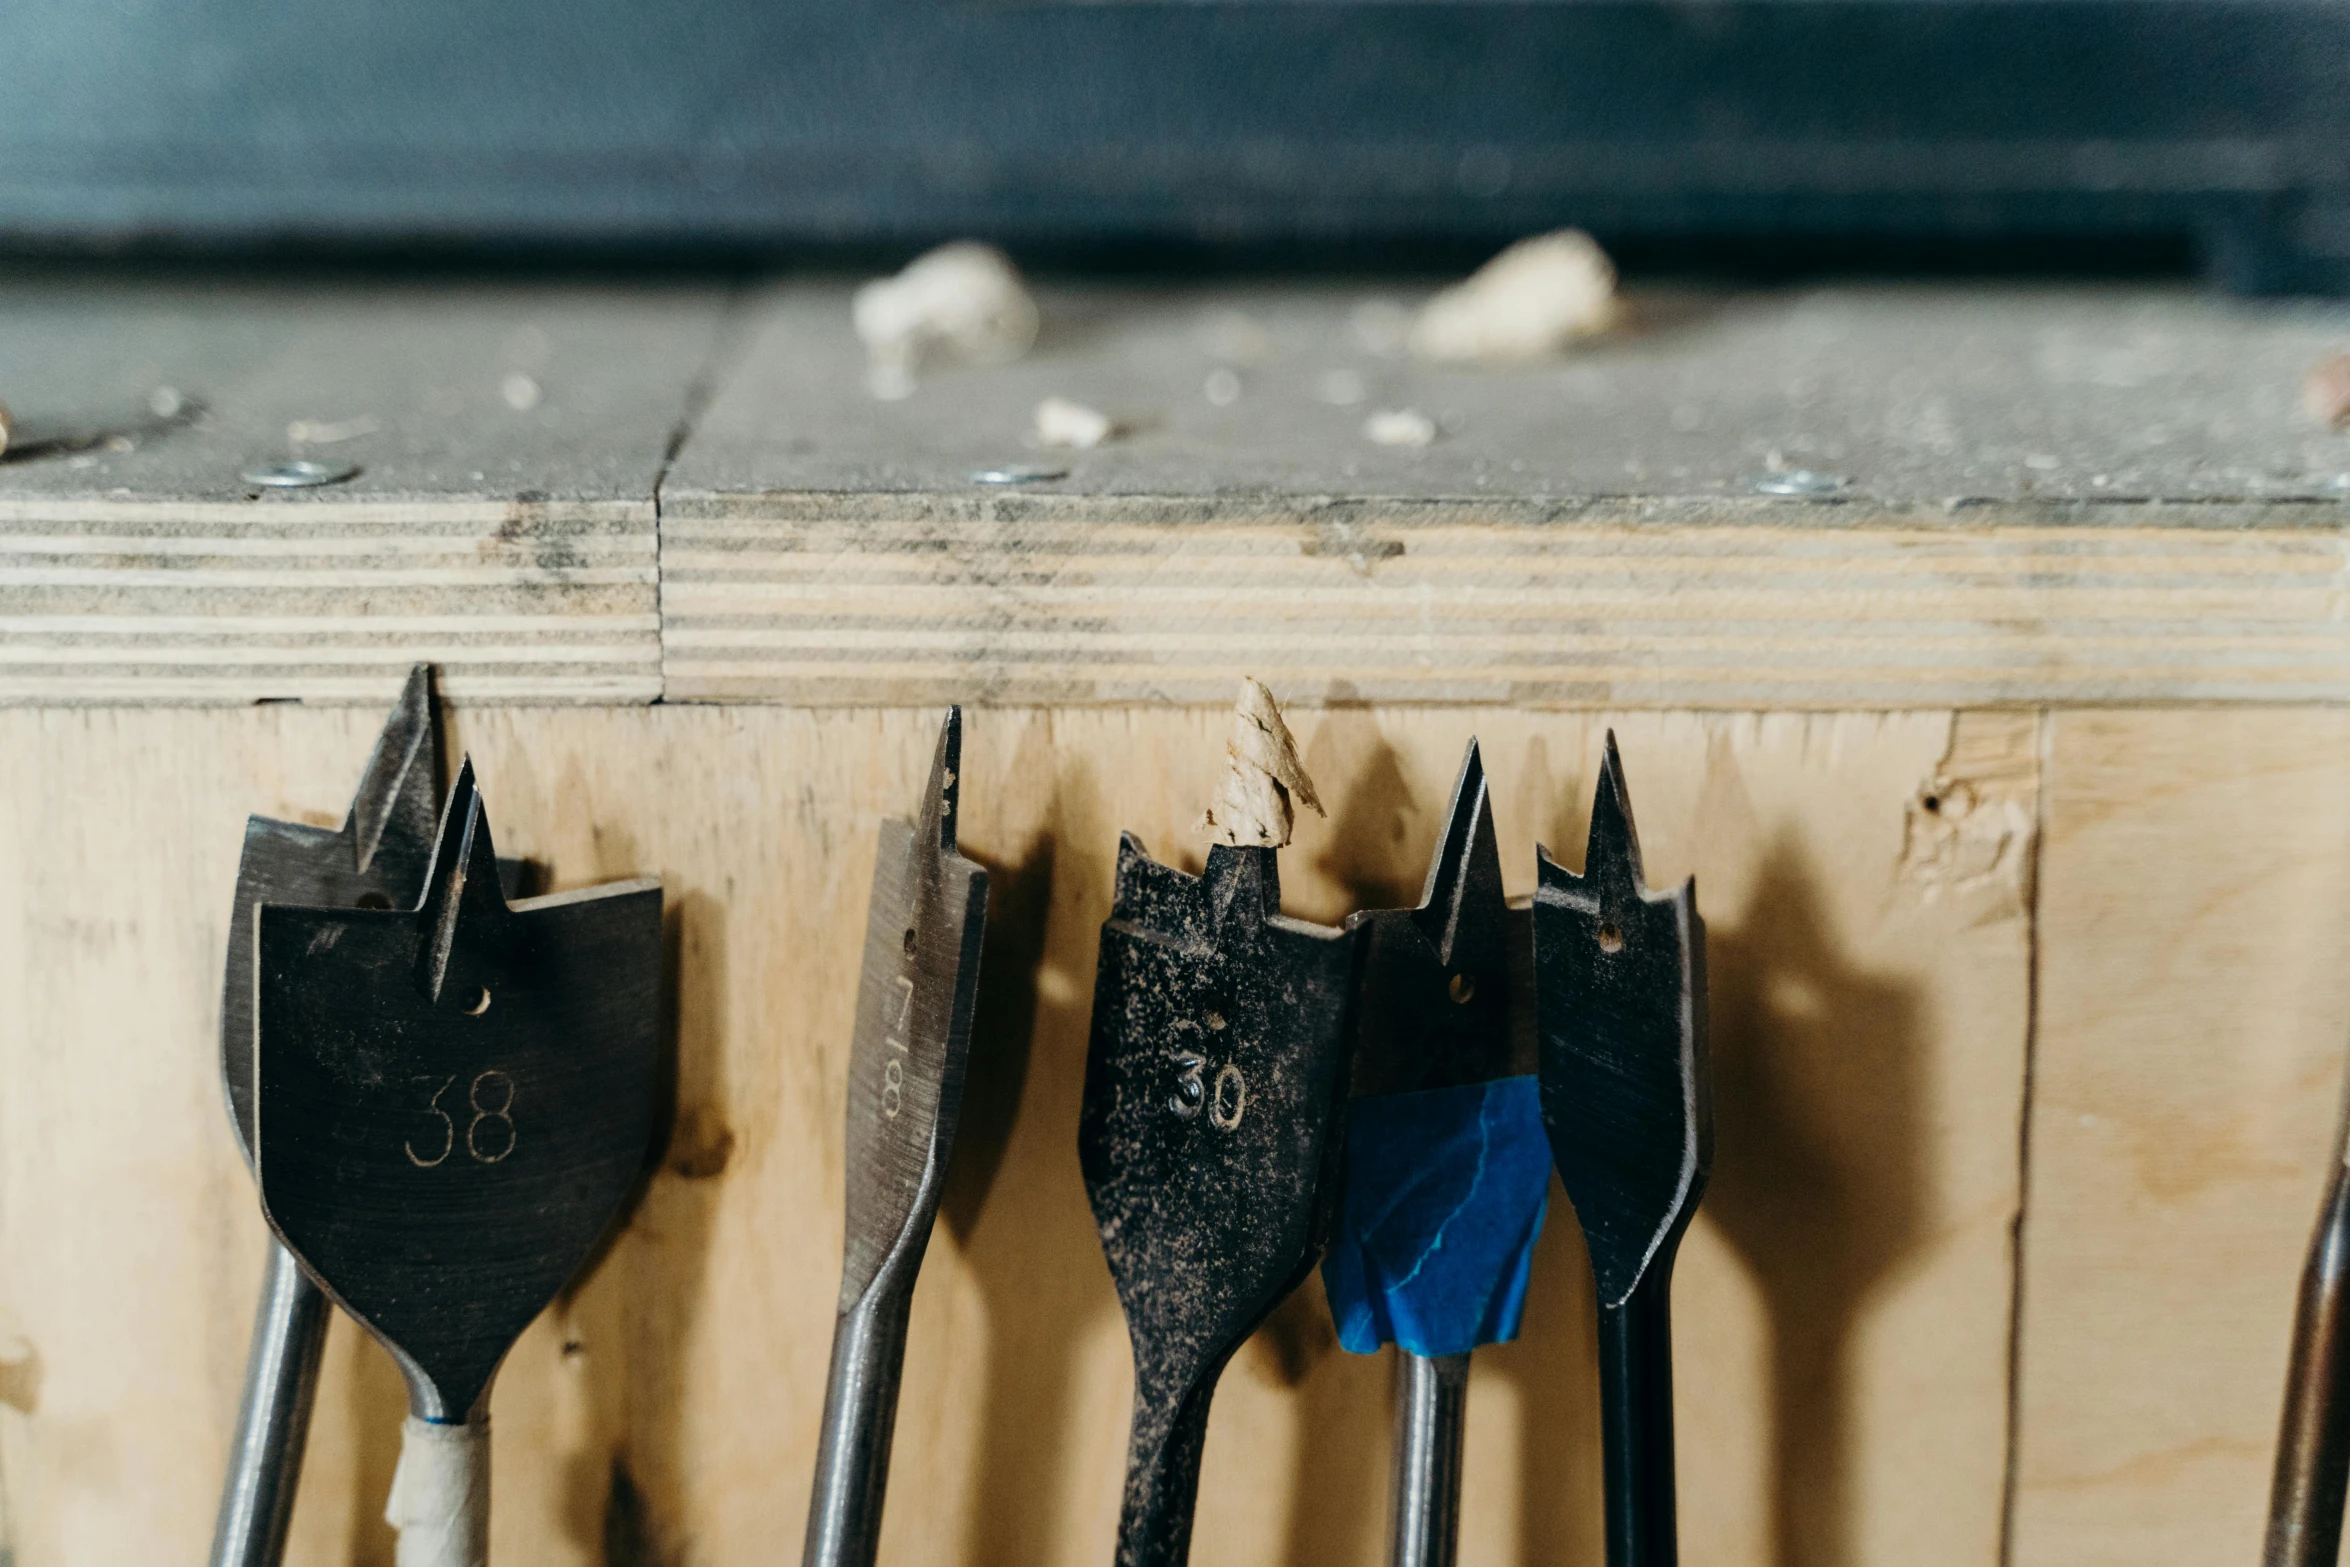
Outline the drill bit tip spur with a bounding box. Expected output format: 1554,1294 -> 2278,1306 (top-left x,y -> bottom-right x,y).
195,671 -> 1727,1567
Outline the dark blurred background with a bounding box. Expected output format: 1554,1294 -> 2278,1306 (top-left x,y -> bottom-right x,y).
2,0 -> 2345,290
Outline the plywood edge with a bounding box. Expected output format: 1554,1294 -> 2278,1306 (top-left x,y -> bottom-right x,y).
1,495 -> 661,705
657,496 -> 2350,708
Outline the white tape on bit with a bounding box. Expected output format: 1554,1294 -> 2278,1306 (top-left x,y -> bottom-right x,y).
386,1414 -> 490,1567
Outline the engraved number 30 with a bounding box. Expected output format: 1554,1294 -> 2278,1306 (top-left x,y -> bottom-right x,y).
407,1070 -> 518,1167
1166,1052 -> 1246,1131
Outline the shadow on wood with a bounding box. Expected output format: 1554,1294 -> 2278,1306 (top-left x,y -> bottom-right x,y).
1704,839 -> 1927,1567
944,752 -> 1124,1567
565,887 -> 730,1563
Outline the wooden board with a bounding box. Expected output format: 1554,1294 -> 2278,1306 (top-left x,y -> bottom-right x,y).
653,280 -> 2348,708
0,702 -> 2029,1567
659,496 -> 2350,708
3,279 -> 2350,707
2010,709 -> 2350,1567
0,284 -> 731,703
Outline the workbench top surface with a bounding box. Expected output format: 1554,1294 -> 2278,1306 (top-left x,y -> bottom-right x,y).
674,281 -> 2350,512
4,275 -> 2348,707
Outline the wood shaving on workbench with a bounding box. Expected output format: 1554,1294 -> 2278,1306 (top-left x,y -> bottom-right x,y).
1198,677 -> 1324,849
1034,395 -> 1114,448
853,242 -> 1040,400
1363,408 -> 1437,447
2305,353 -> 2350,430
1409,229 -> 1620,365
0,400 -> 11,457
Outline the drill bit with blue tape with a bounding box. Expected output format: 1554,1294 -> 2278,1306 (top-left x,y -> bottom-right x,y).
1321,739 -> 1550,1567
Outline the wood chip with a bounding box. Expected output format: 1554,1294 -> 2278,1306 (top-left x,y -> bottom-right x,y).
1198,677 -> 1323,848
2304,353 -> 2350,430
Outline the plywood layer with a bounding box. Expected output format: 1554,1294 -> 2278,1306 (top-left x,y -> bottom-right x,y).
2010,710 -> 2350,1567
660,498 -> 2350,708
0,704 -> 2028,1567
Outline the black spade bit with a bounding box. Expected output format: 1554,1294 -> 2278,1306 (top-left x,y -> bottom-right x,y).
1536,734 -> 1711,1567
214,664 -> 523,1567
1080,679 -> 1366,1567
803,709 -> 990,1567
1322,741 -> 1550,1567
253,759 -> 661,1567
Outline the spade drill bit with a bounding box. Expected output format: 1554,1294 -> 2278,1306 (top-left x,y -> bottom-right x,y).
1536,734 -> 1711,1567
1322,740 -> 1550,1567
214,665 -> 455,1567
254,760 -> 662,1567
1081,681 -> 1365,1567
804,710 -> 990,1567
2265,1063 -> 2350,1567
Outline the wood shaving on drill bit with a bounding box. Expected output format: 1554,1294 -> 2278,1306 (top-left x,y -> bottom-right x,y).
1198,677 -> 1324,849
2305,353 -> 2350,430
1408,229 -> 1621,365
1363,408 -> 1437,448
853,242 -> 1040,401
1034,395 -> 1114,449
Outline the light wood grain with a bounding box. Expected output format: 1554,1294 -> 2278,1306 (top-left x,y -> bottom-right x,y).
0,499 -> 660,704
0,703 -> 2027,1567
659,499 -> 2350,707
2010,709 -> 2350,1567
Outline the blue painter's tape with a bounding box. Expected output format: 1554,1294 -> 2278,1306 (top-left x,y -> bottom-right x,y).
1322,1074 -> 1551,1358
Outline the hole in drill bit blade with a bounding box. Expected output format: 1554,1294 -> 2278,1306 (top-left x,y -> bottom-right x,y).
465,987 -> 492,1016
1597,922 -> 1624,953
903,926 -> 917,957
1447,972 -> 1477,1005
356,892 -> 392,910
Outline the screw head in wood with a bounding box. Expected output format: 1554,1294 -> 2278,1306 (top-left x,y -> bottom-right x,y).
242,459 -> 359,488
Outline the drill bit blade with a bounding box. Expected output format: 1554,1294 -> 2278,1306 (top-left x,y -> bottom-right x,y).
1082,836 -> 1364,1567
1535,731 -> 1710,1311
1325,739 -> 1550,1567
837,708 -> 989,1309
804,710 -> 991,1567
220,664 -> 444,1163
349,663 -> 441,876
1536,731 -> 1709,1567
1351,739 -> 1526,1098
253,770 -> 663,1422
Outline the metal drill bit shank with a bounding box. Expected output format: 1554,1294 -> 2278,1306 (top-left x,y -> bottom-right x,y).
1535,733 -> 1710,1567
804,710 -> 990,1567
2265,1073 -> 2350,1567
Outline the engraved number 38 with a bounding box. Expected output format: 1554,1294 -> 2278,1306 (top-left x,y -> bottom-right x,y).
407,1070 -> 518,1168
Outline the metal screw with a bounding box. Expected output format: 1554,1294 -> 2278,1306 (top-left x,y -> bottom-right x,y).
242,459 -> 359,489
1752,469 -> 1848,496
969,463 -> 1068,486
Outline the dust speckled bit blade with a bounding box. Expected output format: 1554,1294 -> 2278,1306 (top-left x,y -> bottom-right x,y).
1535,731 -> 1710,1567
1081,837 -> 1364,1567
253,758 -> 663,1424
805,709 -> 990,1567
